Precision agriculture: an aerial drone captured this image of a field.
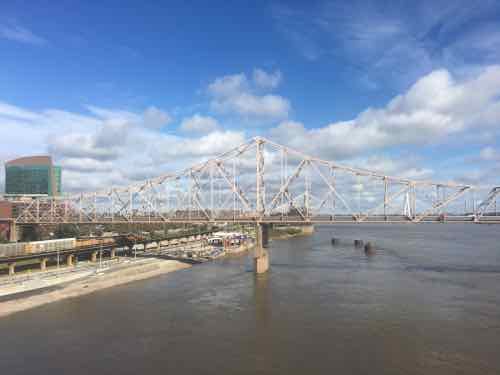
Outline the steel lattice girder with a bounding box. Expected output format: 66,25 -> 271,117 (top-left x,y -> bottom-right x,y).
10,137 -> 496,224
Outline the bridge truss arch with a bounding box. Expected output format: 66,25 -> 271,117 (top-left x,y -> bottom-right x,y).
10,137 -> 500,225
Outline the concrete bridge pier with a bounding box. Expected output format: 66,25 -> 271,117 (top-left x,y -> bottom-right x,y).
301,224 -> 315,235
9,221 -> 17,242
40,257 -> 48,271
8,263 -> 16,276
66,255 -> 74,267
90,251 -> 98,262
110,248 -> 116,259
254,223 -> 269,274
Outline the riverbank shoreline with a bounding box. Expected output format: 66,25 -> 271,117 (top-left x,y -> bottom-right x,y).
270,232 -> 301,240
270,227 -> 315,240
0,258 -> 190,318
224,241 -> 255,257
0,230 -> 301,318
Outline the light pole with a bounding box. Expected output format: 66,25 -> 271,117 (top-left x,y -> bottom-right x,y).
134,236 -> 137,261
50,232 -> 60,274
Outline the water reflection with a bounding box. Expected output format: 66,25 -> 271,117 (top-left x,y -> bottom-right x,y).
253,271 -> 271,329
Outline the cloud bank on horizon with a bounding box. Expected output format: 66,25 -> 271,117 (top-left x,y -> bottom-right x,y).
0,0 -> 499,193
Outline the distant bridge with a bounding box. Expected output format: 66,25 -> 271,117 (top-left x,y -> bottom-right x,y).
8,137 -> 499,226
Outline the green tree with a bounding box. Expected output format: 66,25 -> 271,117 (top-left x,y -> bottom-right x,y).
0,232 -> 8,243
22,225 -> 42,242
54,224 -> 80,239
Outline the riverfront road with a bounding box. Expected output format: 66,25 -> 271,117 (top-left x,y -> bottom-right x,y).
0,232 -> 214,277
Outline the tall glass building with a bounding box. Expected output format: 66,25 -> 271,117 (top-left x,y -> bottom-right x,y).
5,156 -> 62,196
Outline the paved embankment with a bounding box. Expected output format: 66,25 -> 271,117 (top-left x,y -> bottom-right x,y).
0,258 -> 190,318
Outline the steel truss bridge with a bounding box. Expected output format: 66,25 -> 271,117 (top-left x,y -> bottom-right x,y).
10,137 -> 500,225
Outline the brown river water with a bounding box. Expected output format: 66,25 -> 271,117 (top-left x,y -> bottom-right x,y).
1,224 -> 500,374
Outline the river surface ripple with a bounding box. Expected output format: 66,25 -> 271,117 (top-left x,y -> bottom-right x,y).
1,224 -> 500,375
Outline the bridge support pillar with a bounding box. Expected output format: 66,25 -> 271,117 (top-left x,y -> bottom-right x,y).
254,223 -> 269,274
8,262 -> 16,276
90,251 -> 98,262
9,221 -> 17,242
66,255 -> 74,267
40,257 -> 48,271
110,248 -> 116,259
301,224 -> 315,235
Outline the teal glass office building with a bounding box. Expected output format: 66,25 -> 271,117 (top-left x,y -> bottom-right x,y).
5,156 -> 62,196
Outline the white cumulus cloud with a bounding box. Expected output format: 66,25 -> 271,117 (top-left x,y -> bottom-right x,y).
253,68 -> 283,89
480,147 -> 500,161
211,92 -> 290,119
180,114 -> 220,134
207,70 -> 291,120
269,67 -> 500,160
0,24 -> 46,45
0,101 -> 241,193
208,73 -> 248,97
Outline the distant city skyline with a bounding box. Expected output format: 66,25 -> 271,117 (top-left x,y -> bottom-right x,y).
1,0 -> 500,193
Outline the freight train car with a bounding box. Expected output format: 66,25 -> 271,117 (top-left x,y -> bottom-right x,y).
24,238 -> 76,254
145,241 -> 160,250
0,242 -> 26,257
75,237 -> 115,248
0,238 -> 76,258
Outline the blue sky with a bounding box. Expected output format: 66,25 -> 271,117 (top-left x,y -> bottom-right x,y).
1,0 -> 387,122
1,0 -> 500,192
